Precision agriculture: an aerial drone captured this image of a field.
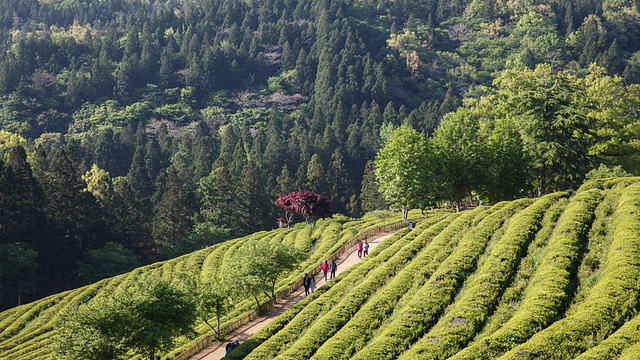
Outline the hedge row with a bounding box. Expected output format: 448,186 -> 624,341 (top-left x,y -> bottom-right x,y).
240,215 -> 450,360
304,214 -> 476,359
472,197 -> 568,341
241,226 -> 418,360
0,279 -> 107,349
564,189 -> 621,314
308,213 -> 472,360
500,184 -> 640,359
273,212 -> 476,360
225,277 -> 344,359
575,313 -> 640,359
309,207 -> 498,360
450,188 -> 603,360
0,216 -> 396,359
618,339 -> 640,359
401,193 -> 564,359
350,199 -> 531,360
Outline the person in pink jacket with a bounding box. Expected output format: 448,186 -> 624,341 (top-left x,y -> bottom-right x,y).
357,240 -> 364,258
321,260 -> 329,281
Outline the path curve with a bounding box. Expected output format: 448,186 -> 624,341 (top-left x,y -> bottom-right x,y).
191,230 -> 397,360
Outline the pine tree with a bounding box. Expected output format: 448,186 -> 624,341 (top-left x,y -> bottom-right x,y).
306,153 -> 326,194
237,160 -> 271,233
151,164 -> 197,259
197,158 -> 239,233
328,148 -> 353,215
360,159 -> 387,213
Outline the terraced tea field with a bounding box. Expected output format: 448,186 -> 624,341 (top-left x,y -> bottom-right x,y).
225,177 -> 640,359
0,213 -> 425,360
3,177 -> 640,359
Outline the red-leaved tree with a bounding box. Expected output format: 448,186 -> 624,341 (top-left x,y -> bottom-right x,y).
275,190 -> 333,227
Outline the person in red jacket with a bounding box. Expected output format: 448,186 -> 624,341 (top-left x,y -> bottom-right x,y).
321,260 -> 329,281
357,240 -> 364,258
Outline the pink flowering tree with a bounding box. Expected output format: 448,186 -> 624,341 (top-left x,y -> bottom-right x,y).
275,190 -> 333,227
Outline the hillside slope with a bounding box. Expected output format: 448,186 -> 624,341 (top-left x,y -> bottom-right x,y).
225,177 -> 640,359
0,212 -> 430,360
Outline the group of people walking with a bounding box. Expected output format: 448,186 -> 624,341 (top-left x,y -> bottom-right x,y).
303,239 -> 371,296
357,240 -> 369,258
303,258 -> 337,296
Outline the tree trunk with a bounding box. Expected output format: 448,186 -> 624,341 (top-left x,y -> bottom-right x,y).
402,207 -> 408,221
203,318 -> 217,335
254,295 -> 262,314
271,280 -> 276,301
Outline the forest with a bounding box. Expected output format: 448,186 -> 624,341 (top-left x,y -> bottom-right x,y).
1,0 -> 640,310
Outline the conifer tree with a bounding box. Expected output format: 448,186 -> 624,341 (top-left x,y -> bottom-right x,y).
151,164 -> 197,259
328,148 -> 353,215
306,153 -> 326,194
360,159 -> 387,213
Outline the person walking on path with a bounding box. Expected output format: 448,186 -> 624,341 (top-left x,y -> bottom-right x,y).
310,276 -> 316,293
329,259 -> 337,279
303,274 -> 311,296
363,240 -> 369,257
321,260 -> 329,281
357,240 -> 363,258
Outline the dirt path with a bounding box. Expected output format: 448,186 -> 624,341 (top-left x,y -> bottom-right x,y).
191,231 -> 396,360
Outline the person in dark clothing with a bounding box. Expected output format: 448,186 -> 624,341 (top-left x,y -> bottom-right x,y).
225,339 -> 240,356
303,274 -> 312,296
329,260 -> 337,279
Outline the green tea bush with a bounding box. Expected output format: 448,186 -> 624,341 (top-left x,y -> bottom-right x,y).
350,200 -> 530,360
500,184 -> 640,359
310,215 -> 461,360
450,189 -> 603,360
401,193 -> 564,359
473,197 -> 568,341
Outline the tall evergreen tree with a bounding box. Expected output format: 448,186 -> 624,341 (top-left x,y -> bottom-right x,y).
360,159 -> 387,213
152,164 -> 197,259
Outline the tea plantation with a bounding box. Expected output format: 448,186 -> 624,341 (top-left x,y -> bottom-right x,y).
0,212 -> 422,360
226,177 -> 640,360
3,177 -> 640,359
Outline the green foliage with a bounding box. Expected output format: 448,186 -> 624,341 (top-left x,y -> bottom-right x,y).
375,125 -> 430,219
54,276 -> 197,360
451,188 -> 603,359
351,200 -> 530,360
494,64 -> 594,194
399,193 -> 563,359
430,107 -> 488,209
585,163 -> 633,180
77,243 -> 138,284
223,240 -> 304,306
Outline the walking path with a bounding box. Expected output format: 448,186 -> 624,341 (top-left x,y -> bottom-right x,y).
191,231 -> 396,360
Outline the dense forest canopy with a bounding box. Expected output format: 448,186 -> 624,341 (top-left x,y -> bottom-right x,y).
1,0 -> 640,310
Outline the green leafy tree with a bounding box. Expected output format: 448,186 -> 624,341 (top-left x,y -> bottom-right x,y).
430,108 -> 488,210
197,158 -> 240,233
374,125 -> 430,220
223,241 -> 303,311
484,117 -> 533,201
584,163 -> 632,180
495,64 -> 594,195
306,153 -> 326,194
55,276 -> 197,360
0,242 -> 38,309
151,164 -> 197,259
328,148 -> 353,215
197,274 -> 232,338
360,160 -> 387,214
